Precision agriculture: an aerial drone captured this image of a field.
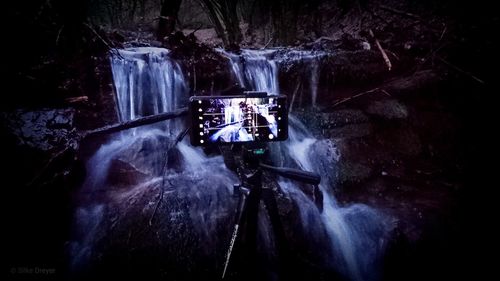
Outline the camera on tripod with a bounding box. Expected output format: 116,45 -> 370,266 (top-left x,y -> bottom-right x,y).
189,91 -> 321,280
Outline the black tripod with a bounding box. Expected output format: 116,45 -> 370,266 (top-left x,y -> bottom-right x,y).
220,143 -> 321,280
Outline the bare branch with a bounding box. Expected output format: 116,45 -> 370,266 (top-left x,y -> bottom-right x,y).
369,29 -> 392,71
331,88 -> 381,108
380,5 -> 421,20
437,57 -> 485,85
83,107 -> 188,139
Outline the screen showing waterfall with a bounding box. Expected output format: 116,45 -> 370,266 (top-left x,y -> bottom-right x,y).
189,94 -> 288,145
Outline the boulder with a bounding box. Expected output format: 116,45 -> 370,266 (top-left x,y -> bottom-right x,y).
106,159 -> 148,187
366,99 -> 408,120
2,108 -> 77,151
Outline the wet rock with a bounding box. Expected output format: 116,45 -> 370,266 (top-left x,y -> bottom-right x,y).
113,133 -> 173,177
384,70 -> 440,97
320,109 -> 370,128
366,99 -> 408,120
327,50 -> 389,86
2,108 -> 77,151
338,161 -> 373,184
375,126 -> 422,156
324,123 -> 373,139
106,159 -> 148,187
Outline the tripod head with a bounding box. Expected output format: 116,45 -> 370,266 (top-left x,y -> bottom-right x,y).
240,143 -> 321,185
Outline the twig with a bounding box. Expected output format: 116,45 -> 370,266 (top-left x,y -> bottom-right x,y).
437,57 -> 485,85
331,88 -> 381,108
380,5 -> 421,20
149,184 -> 165,226
55,24 -> 64,46
149,128 -> 190,226
187,24 -> 204,37
414,25 -> 448,73
65,96 -> 89,104
385,49 -> 400,61
369,29 -> 392,71
288,81 -> 301,114
83,23 -> 113,49
83,23 -> 124,59
438,25 -> 447,42
27,146 -> 71,186
263,34 -> 274,49
193,65 -> 197,92
380,89 -> 392,97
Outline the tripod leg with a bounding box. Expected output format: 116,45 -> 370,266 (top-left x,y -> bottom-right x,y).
226,186 -> 261,280
222,186 -> 249,279
244,186 -> 261,256
262,189 -> 292,280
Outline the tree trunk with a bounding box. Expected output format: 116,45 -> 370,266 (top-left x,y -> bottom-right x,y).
157,0 -> 183,41
197,0 -> 242,47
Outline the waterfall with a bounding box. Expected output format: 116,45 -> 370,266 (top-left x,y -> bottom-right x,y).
217,49 -> 279,94
71,46 -> 389,281
70,48 -> 238,274
110,47 -> 187,122
223,49 -> 391,281
219,48 -> 326,107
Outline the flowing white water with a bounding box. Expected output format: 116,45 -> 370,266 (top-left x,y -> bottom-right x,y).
110,47 -> 187,122
71,47 -> 194,269
223,49 -> 390,281
217,49 -> 279,95
218,48 -> 326,107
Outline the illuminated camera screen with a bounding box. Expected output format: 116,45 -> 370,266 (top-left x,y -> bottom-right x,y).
190,95 -> 288,145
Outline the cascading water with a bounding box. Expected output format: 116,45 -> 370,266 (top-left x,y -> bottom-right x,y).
70,48 -> 238,276
223,49 -> 391,281
219,49 -> 326,107
217,49 -> 279,94
110,48 -> 186,121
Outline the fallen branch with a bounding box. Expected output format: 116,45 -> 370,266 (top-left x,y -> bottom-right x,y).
380,5 -> 421,20
83,107 -> 188,139
437,57 -> 485,85
369,29 -> 392,71
331,88 -> 381,108
65,96 -> 89,104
